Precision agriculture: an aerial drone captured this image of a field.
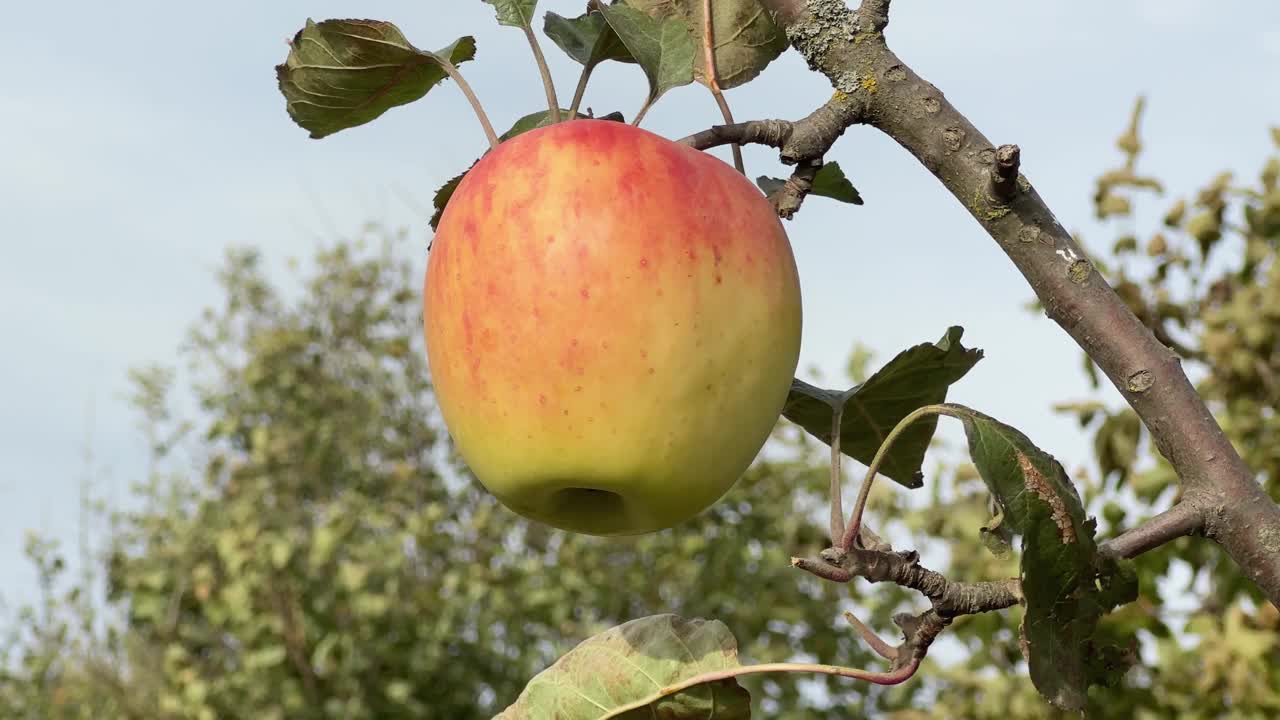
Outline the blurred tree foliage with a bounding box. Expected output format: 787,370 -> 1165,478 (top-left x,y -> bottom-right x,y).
2,113 -> 1279,719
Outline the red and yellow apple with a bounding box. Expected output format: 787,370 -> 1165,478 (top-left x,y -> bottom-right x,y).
424,120 -> 802,535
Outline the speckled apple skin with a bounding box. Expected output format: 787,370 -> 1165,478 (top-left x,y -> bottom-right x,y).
424,120 -> 802,535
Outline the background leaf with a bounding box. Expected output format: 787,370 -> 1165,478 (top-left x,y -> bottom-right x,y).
493,615 -> 750,720
783,327 -> 983,488
623,0 -> 787,89
598,3 -> 695,107
482,0 -> 538,28
544,10 -> 636,69
276,19 -> 475,139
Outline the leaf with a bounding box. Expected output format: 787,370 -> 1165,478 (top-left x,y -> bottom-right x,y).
979,502 -> 1013,559
624,0 -> 788,89
956,408 -> 1114,710
756,162 -> 864,207
493,615 -> 750,719
544,11 -> 636,69
598,3 -> 696,108
755,176 -> 786,197
276,19 -> 476,139
810,162 -> 864,205
782,327 -> 983,488
499,108 -> 578,142
483,0 -> 538,28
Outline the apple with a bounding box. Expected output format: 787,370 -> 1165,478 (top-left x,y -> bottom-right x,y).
424,119 -> 802,535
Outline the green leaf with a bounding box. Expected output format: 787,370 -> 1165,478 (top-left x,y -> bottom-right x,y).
276,19 -> 476,139
499,108 -> 577,141
483,0 -> 538,28
598,3 -> 696,109
756,163 -> 864,207
544,11 -> 636,69
493,615 -> 750,719
782,327 -> 983,488
956,408 -> 1112,711
624,0 -> 787,89
979,502 -> 1013,559
810,162 -> 864,205
754,176 -> 786,197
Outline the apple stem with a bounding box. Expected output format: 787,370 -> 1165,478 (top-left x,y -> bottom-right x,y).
840,404 -> 964,552
521,26 -> 563,123
437,57 -> 499,149
568,64 -> 594,119
829,405 -> 846,545
702,0 -> 745,174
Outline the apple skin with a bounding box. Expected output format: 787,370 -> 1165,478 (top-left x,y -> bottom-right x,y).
424,119 -> 802,535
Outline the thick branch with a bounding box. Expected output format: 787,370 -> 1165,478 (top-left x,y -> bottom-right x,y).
768,0 -> 1280,606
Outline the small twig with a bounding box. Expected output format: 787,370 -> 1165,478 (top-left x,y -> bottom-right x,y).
844,610 -> 899,660
989,144 -> 1021,201
829,405 -> 847,544
438,58 -> 498,149
702,0 -> 745,174
522,26 -> 562,123
770,160 -> 822,219
795,548 -> 1024,617
1099,499 -> 1204,559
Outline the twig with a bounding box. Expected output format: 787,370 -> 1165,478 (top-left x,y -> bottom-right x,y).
770,160 -> 822,219
1099,500 -> 1204,559
990,144 -> 1021,201
702,0 -> 745,174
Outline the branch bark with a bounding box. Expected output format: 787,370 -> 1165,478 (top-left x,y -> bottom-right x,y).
1099,500 -> 1205,559
756,0 -> 1280,605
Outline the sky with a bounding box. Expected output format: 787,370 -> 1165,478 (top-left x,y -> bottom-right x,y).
1,1 -> 1278,610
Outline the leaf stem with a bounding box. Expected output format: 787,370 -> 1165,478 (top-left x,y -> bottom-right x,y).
568,64 -> 594,118
600,657 -> 920,719
522,26 -> 562,123
829,405 -> 846,544
437,57 -> 498,149
702,0 -> 745,174
840,403 -> 968,551
632,96 -> 656,126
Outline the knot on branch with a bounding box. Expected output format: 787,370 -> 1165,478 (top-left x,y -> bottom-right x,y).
990,143 -> 1022,201
769,160 -> 822,219
857,0 -> 893,33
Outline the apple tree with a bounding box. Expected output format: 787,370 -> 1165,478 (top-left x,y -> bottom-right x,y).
268,0 -> 1280,716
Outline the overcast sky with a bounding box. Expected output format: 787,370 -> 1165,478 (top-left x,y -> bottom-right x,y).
1,1 -> 1278,608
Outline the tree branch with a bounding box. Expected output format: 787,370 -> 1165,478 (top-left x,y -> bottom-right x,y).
793,545 -> 1021,668
793,548 -> 1023,617
762,0 -> 1280,606
1100,500 -> 1205,559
